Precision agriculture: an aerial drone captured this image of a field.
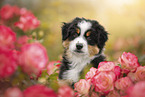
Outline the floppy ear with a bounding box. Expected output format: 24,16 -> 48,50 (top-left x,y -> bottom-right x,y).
61,22 -> 71,41
93,21 -> 108,49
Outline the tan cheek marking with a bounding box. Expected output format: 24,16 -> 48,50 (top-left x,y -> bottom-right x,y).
62,40 -> 70,49
88,45 -> 99,57
76,28 -> 80,34
86,31 -> 91,37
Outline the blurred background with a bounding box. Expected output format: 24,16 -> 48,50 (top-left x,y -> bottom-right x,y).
0,0 -> 145,64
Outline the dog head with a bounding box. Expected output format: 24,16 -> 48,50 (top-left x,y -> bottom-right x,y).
62,17 -> 108,57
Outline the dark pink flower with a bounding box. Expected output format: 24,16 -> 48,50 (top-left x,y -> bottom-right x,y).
0,4 -> 14,20
0,5 -> 20,20
58,85 -> 74,97
47,61 -> 61,75
92,71 -> 115,94
85,67 -> 97,80
127,81 -> 145,97
0,48 -> 18,78
18,43 -> 48,75
115,77 -> 133,95
23,84 -> 57,97
118,52 -> 140,73
74,79 -> 90,95
0,25 -> 16,48
14,11 -> 40,31
4,87 -> 23,97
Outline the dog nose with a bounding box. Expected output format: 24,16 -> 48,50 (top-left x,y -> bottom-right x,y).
76,43 -> 83,50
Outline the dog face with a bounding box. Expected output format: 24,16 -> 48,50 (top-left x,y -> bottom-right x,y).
62,17 -> 108,57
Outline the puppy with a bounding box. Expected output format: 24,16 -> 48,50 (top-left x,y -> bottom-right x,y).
59,17 -> 108,86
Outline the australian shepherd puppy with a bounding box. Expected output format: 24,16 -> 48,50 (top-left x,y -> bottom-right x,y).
59,17 -> 108,86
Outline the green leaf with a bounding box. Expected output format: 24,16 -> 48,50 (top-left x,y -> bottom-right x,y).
118,64 -> 121,68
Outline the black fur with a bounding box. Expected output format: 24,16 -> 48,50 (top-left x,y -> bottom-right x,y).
59,17 -> 108,84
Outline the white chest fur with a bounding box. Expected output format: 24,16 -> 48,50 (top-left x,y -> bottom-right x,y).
62,52 -> 92,82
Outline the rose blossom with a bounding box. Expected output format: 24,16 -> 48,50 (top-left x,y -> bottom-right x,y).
85,67 -> 97,80
134,66 -> 145,81
91,71 -> 115,94
0,48 -> 18,78
18,43 -> 48,75
118,52 -> 140,73
47,61 -> 61,75
14,11 -> 40,31
23,84 -> 57,97
0,5 -> 20,20
58,85 -> 74,97
115,77 -> 133,95
98,61 -> 116,72
74,79 -> 90,95
0,25 -> 16,48
98,61 -> 121,79
127,81 -> 145,97
4,87 -> 23,97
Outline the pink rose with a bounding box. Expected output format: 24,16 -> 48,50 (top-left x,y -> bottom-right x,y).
4,87 -> 23,97
98,61 -> 121,79
0,5 -> 20,20
98,61 -> 116,72
85,67 -> 97,80
127,72 -> 136,82
0,48 -> 18,78
92,71 -> 115,94
0,25 -> 16,48
118,52 -> 140,73
47,61 -> 61,75
106,90 -> 120,97
134,66 -> 145,81
0,5 -> 14,20
18,43 -> 48,75
58,85 -> 74,97
115,77 -> 133,95
14,11 -> 40,31
127,81 -> 145,97
23,84 -> 57,97
74,79 -> 90,95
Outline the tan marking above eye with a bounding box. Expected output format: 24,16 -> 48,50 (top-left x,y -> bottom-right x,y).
86,31 -> 91,37
76,28 -> 80,34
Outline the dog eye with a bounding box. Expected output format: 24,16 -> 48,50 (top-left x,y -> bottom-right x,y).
86,31 -> 91,37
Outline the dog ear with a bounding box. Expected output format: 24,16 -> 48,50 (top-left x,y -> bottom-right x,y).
92,21 -> 108,49
61,22 -> 71,41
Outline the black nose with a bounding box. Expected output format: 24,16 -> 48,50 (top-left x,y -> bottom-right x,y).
76,43 -> 83,50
